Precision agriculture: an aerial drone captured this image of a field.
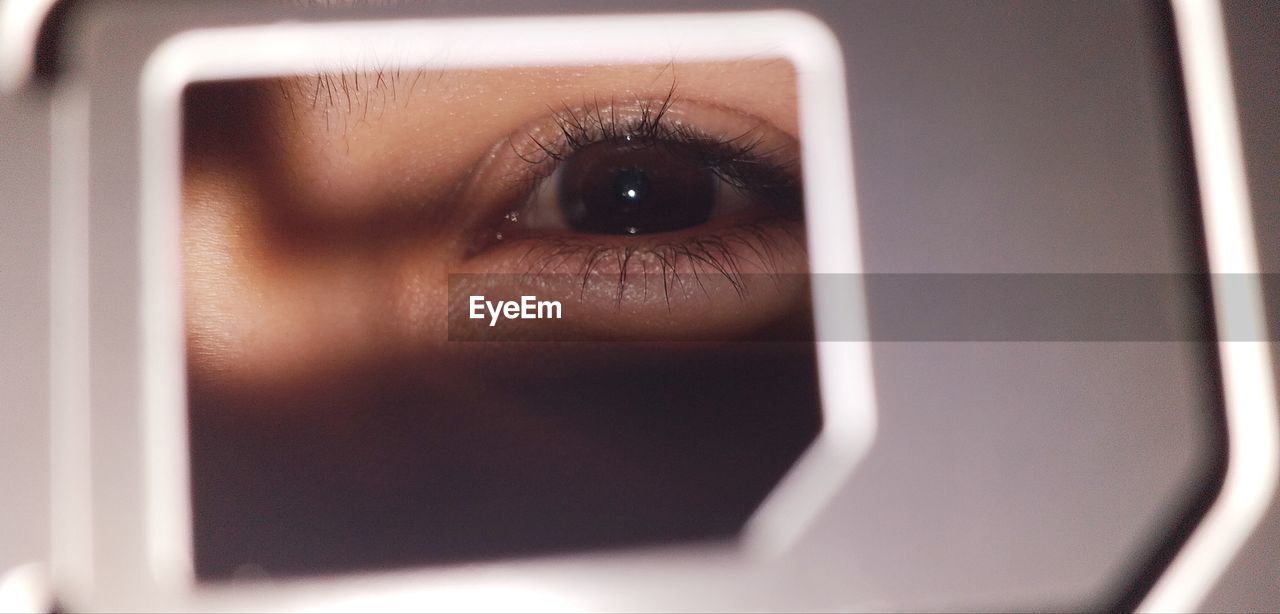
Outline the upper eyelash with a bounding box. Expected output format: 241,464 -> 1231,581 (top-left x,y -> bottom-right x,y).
509,87 -> 804,208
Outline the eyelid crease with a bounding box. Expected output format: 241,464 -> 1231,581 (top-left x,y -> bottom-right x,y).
511,87 -> 801,168
500,92 -> 804,212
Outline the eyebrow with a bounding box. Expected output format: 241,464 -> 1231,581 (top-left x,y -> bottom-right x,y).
277,58 -> 789,134
279,64 -> 672,137
275,66 -> 442,137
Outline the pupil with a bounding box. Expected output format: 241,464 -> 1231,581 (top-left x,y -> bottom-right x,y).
558,141 -> 716,235
614,167 -> 650,207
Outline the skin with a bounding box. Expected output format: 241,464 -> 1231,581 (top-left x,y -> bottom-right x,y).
182,60 -> 821,578
184,60 -> 804,387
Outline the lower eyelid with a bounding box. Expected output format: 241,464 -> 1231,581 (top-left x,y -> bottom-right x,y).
470,210 -> 805,271
450,219 -> 810,340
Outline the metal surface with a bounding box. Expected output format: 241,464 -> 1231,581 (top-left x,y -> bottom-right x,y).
1,0 -> 1277,611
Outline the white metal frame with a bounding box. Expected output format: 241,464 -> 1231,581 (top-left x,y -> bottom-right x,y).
60,10 -> 879,611
1138,0 -> 1280,610
0,0 -> 61,92
50,2 -> 1277,610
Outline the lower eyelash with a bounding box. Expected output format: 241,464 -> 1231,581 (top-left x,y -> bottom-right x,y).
509,222 -> 805,307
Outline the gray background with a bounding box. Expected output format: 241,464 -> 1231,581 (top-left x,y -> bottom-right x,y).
0,0 -> 1276,609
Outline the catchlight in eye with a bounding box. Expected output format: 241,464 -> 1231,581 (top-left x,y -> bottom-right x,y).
558,142 -> 717,235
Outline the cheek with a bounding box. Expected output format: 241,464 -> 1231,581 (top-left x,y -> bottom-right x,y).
182,166 -> 455,396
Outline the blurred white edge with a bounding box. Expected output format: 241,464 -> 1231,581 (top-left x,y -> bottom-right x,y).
1138,0 -> 1280,611
0,564 -> 50,614
59,2 -> 1276,610
51,9 -> 877,612
0,0 -> 60,93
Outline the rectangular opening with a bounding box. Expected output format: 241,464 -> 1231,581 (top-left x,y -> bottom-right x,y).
180,57 -> 824,580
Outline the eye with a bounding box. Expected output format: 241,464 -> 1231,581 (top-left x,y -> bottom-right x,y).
525,138 -> 740,235
449,96 -> 810,340
467,96 -> 805,272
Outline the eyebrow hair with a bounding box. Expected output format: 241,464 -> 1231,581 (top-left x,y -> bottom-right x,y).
272,58 -> 793,143
276,66 -> 440,137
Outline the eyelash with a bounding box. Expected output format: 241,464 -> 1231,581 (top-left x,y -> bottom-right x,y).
511,88 -> 803,210
475,89 -> 806,297
511,222 -> 806,304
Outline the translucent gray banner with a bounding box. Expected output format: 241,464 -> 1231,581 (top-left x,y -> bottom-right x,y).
445,274 -> 1275,342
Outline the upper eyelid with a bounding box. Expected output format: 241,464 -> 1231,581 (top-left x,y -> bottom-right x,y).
508,96 -> 800,168
501,97 -> 803,204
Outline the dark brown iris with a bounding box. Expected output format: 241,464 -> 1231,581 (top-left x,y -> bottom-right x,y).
557,141 -> 717,235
